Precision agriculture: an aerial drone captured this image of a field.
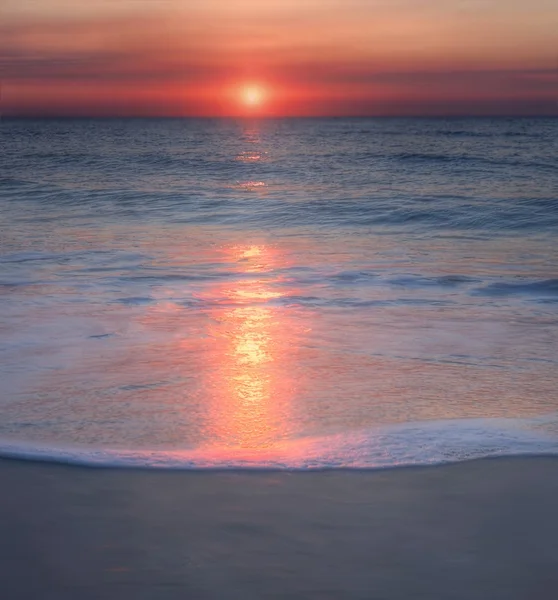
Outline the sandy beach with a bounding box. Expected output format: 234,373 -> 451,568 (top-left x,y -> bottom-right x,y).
1,456 -> 557,599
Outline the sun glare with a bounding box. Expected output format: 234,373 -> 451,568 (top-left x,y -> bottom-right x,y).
241,85 -> 265,107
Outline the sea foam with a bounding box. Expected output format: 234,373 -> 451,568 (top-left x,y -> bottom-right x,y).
0,417 -> 556,471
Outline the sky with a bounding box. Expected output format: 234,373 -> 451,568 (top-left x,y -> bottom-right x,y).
1,0 -> 557,116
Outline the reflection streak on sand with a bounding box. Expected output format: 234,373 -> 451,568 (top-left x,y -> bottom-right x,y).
205,244 -> 296,450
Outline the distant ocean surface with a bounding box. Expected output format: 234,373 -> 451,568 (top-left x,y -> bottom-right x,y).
1,117 -> 557,469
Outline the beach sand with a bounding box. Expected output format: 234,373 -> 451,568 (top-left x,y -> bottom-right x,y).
1,456 -> 557,599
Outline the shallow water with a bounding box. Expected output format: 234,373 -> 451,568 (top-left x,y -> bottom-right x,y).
1,117 -> 557,468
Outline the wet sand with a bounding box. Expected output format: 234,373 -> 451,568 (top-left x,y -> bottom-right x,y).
1,456 -> 557,599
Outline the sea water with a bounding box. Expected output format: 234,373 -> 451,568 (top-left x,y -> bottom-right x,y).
1,117 -> 557,468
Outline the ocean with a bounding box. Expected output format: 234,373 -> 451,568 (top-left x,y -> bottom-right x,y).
1,117 -> 557,469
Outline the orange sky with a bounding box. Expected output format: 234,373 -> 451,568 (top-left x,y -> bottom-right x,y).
1,0 -> 557,116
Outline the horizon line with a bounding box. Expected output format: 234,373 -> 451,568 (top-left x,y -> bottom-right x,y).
3,114 -> 557,120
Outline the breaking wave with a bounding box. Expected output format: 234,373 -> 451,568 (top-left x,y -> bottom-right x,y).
1,417 -> 557,470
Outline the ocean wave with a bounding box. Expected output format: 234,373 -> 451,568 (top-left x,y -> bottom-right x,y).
434,130 -> 530,138
2,182 -> 556,234
388,274 -> 478,288
0,418 -> 556,471
474,279 -> 558,297
0,176 -> 33,188
392,151 -> 557,172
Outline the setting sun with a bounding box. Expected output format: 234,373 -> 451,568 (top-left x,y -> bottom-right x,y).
240,85 -> 266,107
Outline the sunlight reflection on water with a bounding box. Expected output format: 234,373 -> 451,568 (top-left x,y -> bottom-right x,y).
202,244 -> 301,450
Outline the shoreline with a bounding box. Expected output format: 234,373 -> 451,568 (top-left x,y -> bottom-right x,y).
1,450 -> 558,472
2,456 -> 558,599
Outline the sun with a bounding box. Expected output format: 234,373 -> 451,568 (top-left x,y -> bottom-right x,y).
240,84 -> 266,107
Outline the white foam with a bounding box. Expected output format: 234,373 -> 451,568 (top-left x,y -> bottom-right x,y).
0,417 -> 557,470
